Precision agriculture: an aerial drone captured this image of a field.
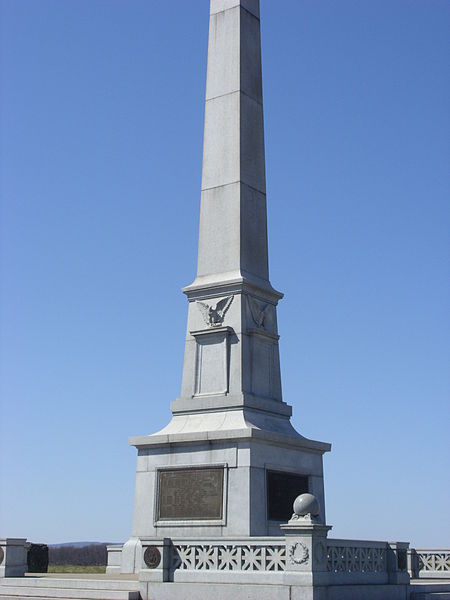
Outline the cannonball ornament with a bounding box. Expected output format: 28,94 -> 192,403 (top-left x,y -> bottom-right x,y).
293,493 -> 320,517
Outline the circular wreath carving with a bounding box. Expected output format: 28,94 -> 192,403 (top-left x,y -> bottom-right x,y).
289,541 -> 309,565
0,547 -> 4,565
144,545 -> 161,569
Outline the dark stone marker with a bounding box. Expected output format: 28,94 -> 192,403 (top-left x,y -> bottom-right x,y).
27,544 -> 49,573
267,470 -> 309,521
158,467 -> 224,520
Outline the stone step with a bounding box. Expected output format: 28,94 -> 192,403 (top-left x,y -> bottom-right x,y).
0,590 -> 139,600
0,577 -> 139,591
0,598 -> 139,600
411,582 -> 450,600
0,591 -> 139,600
0,578 -> 140,600
412,593 -> 450,600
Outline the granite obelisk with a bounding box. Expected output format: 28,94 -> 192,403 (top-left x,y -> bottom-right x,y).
121,0 -> 330,573
173,0 -> 287,425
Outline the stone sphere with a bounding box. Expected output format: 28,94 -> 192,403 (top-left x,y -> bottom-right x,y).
293,493 -> 320,517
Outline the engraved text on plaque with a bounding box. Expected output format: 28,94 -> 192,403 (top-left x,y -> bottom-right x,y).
267,470 -> 308,521
158,467 -> 224,520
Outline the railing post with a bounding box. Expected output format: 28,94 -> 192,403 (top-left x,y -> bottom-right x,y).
387,542 -> 410,584
407,548 -> 419,578
105,544 -> 123,574
280,493 -> 331,588
120,537 -> 142,574
139,538 -> 171,600
0,539 -> 29,577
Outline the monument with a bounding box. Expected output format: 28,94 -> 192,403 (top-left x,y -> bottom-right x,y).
118,0 -> 330,573
2,2 -> 448,599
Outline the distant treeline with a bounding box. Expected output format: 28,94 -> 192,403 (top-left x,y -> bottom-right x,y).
49,544 -> 107,566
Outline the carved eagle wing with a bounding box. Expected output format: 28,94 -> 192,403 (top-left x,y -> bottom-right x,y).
248,296 -> 270,328
197,301 -> 211,325
261,303 -> 271,323
215,295 -> 233,319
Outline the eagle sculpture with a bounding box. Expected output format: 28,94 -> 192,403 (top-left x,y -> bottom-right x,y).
247,296 -> 271,329
197,295 -> 234,327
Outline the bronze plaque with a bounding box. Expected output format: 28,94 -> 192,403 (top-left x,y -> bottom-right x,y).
158,467 -> 224,520
267,470 -> 308,521
143,546 -> 161,569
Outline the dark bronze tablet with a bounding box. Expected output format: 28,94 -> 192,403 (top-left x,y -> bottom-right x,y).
158,467 -> 224,520
267,470 -> 308,521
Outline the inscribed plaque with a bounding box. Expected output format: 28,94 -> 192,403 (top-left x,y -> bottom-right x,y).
267,470 -> 308,521
158,467 -> 224,520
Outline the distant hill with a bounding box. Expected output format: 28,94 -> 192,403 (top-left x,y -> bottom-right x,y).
49,543 -> 110,566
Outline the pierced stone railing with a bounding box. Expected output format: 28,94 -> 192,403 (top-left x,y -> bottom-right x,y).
409,549 -> 450,579
327,540 -> 387,574
137,535 -> 410,587
170,539 -> 286,572
324,539 -> 393,585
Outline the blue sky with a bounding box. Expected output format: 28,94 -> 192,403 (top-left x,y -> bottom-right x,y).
1,0 -> 449,547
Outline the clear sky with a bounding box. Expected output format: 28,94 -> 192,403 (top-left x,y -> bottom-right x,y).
1,0 -> 449,547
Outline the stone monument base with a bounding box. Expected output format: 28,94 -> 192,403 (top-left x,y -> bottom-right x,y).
120,409 -> 330,571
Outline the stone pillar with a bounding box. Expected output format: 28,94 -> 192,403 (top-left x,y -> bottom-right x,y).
407,548 -> 419,579
282,519 -> 331,586
281,494 -> 331,593
388,541 -> 410,584
120,537 -> 142,574
0,539 -> 28,578
105,544 -> 122,574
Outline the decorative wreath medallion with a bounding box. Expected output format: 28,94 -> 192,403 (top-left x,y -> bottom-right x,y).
289,542 -> 309,565
0,547 -> 4,565
144,545 -> 161,569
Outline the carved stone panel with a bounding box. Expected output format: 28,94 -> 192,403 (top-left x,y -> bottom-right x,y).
192,328 -> 230,396
158,467 -> 224,521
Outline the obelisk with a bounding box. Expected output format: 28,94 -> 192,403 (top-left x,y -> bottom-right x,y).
172,0 -> 288,422
121,1 -> 330,571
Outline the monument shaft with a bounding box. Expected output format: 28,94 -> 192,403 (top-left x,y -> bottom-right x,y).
197,0 -> 268,284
